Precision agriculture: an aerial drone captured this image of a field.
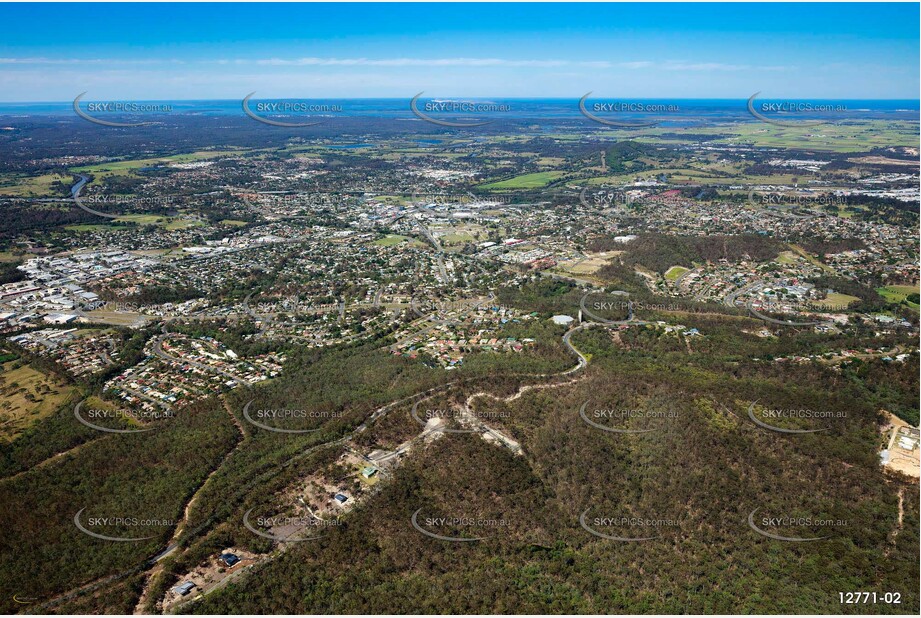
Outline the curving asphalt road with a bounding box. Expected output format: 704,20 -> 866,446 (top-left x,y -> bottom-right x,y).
579,291 -> 649,326
746,300 -> 821,327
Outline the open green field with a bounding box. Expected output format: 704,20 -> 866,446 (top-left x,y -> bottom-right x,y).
877,285 -> 920,309
374,234 -> 408,247
373,234 -> 425,248
65,215 -> 202,231
789,244 -> 835,272
608,119 -> 918,152
0,361 -> 77,442
366,194 -> 413,206
114,214 -> 163,224
618,119 -> 919,152
168,149 -> 247,162
71,149 -> 245,174
0,172 -> 71,197
664,265 -> 690,281
452,118 -> 918,152
0,251 -> 35,263
162,218 -> 203,230
480,171 -> 565,190
586,167 -> 805,187
70,150 -> 246,186
0,150 -> 246,196
73,160 -> 156,174
717,120 -> 920,152
441,232 -> 476,245
64,223 -> 127,233
775,251 -> 800,265
116,214 -> 202,230
556,254 -> 616,277
810,292 -> 861,309
84,308 -> 147,326
536,157 -> 566,167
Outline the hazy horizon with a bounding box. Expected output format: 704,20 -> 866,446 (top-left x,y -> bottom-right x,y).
1,2 -> 917,100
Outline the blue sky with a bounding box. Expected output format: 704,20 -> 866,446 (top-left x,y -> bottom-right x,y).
0,2 -> 917,101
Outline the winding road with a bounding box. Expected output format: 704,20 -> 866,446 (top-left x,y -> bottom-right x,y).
39,262 -> 626,613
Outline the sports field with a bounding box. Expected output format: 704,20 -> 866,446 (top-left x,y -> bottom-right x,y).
480,171 -> 564,190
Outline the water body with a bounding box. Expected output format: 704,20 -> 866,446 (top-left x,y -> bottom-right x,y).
70,174 -> 89,197
3,98 -> 918,123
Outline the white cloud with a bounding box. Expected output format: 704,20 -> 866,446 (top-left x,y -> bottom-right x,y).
0,57 -> 182,65
0,56 -> 789,71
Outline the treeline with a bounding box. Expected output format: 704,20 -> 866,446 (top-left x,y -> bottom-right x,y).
843,194 -> 920,227
0,259 -> 25,284
602,140 -> 677,174
807,274 -> 889,313
497,277 -> 582,316
794,236 -> 866,256
590,233 -> 787,273
0,203 -> 96,241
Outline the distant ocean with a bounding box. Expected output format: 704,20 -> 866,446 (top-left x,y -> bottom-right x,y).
1,98 -> 918,121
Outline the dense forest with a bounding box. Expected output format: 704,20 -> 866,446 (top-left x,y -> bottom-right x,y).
602,140 -> 678,174
183,319 -> 918,614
